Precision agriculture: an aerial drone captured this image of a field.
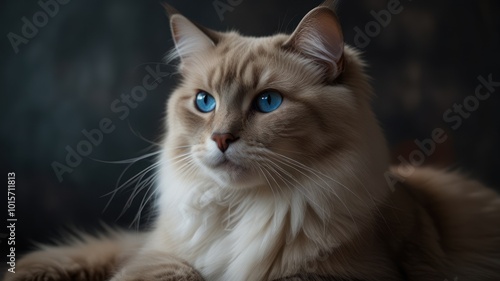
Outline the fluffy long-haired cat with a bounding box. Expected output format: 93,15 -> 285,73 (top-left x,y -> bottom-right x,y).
6,2 -> 500,281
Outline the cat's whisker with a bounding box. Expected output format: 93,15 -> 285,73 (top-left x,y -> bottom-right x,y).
103,160 -> 161,199
131,187 -> 159,229
264,160 -> 342,239
102,152 -> 163,213
268,154 -> 330,191
261,162 -> 297,214
126,153 -> 192,227
118,166 -> 162,220
260,164 -> 289,230
119,154 -> 188,217
258,159 -> 288,200
102,160 -> 137,213
185,162 -> 200,180
256,164 -> 276,199
278,159 -> 363,238
270,157 -> 336,203
124,166 -> 160,208
177,159 -> 196,178
104,152 -> 182,220
166,155 -> 194,170
264,164 -> 285,197
177,158 -> 194,175
262,158 -> 328,222
174,157 -> 196,177
169,145 -> 192,150
270,152 -> 363,202
92,151 -> 161,165
266,153 -> 358,232
127,122 -> 164,148
102,153 -> 159,199
271,148 -> 318,161
178,162 -> 197,182
167,152 -> 193,161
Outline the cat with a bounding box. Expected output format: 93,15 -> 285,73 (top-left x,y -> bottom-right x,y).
5,2 -> 500,281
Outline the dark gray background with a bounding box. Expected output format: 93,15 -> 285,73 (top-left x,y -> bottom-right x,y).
1,0 -> 499,255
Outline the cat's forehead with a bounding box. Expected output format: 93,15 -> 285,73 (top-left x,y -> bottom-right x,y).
189,32 -> 318,96
215,32 -> 288,57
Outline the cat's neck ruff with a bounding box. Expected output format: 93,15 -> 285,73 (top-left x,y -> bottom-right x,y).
155,147 -> 390,281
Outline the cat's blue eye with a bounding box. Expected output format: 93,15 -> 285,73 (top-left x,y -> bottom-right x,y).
254,91 -> 283,113
195,91 -> 216,113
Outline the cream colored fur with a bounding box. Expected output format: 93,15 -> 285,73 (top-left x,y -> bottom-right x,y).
5,3 -> 500,281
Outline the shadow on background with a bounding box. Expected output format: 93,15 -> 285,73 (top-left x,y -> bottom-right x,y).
1,0 -> 499,255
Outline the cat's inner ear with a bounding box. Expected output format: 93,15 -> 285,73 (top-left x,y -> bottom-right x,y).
169,14 -> 216,63
284,6 -> 344,81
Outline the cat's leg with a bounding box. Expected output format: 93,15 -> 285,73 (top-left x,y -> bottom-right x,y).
3,232 -> 142,281
274,275 -> 332,281
110,250 -> 204,281
275,274 -> 363,281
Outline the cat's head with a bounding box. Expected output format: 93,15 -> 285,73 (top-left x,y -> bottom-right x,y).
162,3 -> 388,192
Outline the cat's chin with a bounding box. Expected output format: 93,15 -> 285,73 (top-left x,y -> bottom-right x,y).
211,158 -> 244,171
201,160 -> 262,189
214,167 -> 258,189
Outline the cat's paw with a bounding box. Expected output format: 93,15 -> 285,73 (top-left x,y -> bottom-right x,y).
274,274 -> 336,281
3,263 -> 107,281
3,255 -> 110,281
111,262 -> 204,281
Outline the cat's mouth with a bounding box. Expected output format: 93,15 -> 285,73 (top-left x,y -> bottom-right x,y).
195,145 -> 261,186
195,149 -> 269,188
210,157 -> 245,171
205,156 -> 264,188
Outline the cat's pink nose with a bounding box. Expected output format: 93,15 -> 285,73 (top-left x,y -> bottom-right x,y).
211,133 -> 238,153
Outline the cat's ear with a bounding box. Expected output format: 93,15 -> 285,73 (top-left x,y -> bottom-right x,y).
284,5 -> 344,81
163,3 -> 219,63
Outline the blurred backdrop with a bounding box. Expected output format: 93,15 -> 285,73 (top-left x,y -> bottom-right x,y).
1,0 -> 499,255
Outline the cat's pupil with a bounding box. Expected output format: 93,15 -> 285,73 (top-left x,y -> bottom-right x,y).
195,91 -> 216,113
254,91 -> 283,113
265,95 -> 271,105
